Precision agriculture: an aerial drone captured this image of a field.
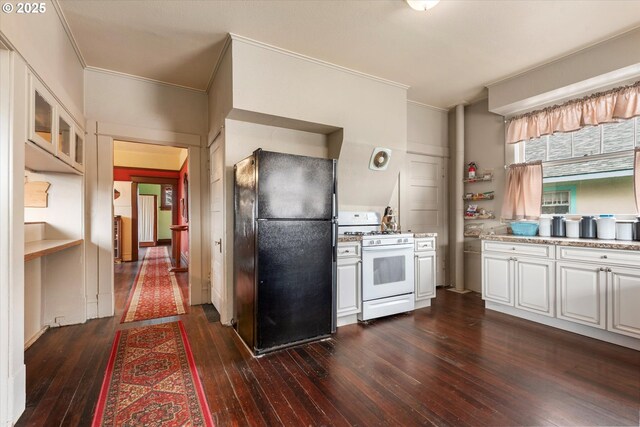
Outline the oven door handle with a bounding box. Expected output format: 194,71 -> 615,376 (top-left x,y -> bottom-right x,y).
362,243 -> 414,252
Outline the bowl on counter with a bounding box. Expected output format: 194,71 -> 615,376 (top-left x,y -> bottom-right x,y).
510,220 -> 539,236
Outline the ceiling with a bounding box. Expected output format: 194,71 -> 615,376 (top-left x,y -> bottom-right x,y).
59,0 -> 640,109
113,140 -> 186,157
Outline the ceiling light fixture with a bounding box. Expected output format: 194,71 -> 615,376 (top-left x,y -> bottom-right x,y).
405,0 -> 440,11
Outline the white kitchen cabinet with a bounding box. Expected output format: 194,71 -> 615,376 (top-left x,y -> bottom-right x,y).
556,261 -> 606,329
608,266 -> 640,339
415,251 -> 436,300
482,253 -> 513,305
29,74 -> 57,154
515,257 -> 555,317
336,241 -> 361,325
56,108 -> 74,165
337,256 -> 360,317
73,131 -> 84,172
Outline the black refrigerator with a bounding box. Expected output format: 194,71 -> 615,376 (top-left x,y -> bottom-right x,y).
233,149 -> 337,355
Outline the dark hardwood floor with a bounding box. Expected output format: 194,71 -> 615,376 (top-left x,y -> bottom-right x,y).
17,253 -> 640,426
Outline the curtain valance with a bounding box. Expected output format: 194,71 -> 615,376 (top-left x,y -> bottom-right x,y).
506,81 -> 640,144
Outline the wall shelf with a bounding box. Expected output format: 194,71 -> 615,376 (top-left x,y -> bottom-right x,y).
24,239 -> 83,262
25,140 -> 81,175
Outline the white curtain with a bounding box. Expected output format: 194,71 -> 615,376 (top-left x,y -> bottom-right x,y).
138,195 -> 155,243
501,161 -> 543,220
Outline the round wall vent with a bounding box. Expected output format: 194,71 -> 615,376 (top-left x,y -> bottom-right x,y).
369,148 -> 392,171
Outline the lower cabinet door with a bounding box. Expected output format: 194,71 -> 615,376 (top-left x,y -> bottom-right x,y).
482,254 -> 513,305
556,261 -> 606,329
515,257 -> 555,316
608,266 -> 640,339
415,251 -> 436,301
337,257 -> 361,317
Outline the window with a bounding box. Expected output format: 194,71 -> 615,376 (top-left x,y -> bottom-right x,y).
160,184 -> 173,211
521,117 -> 637,215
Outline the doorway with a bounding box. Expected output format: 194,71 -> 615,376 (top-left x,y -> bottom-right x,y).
112,140 -> 190,308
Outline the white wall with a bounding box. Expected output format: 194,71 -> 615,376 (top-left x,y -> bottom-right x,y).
85,69 -> 207,135
0,6 -> 84,126
113,181 -> 133,261
84,69 -> 209,307
231,36 -> 408,212
488,27 -> 640,115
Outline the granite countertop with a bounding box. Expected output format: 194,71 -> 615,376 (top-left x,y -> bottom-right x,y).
481,233 -> 640,251
338,232 -> 438,243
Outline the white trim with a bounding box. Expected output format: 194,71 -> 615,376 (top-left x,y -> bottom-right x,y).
206,34 -> 232,93
407,99 -> 448,113
229,33 -> 410,90
85,66 -> 206,93
407,142 -> 450,158
96,122 -> 201,147
0,46 -> 12,427
51,0 -> 87,68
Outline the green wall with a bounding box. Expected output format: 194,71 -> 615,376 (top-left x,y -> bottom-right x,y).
138,183 -> 172,240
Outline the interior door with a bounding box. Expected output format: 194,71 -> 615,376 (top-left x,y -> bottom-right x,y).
209,136 -> 224,316
138,194 -> 156,246
400,153 -> 447,286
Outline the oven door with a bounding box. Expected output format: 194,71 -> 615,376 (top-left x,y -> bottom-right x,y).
362,243 -> 414,301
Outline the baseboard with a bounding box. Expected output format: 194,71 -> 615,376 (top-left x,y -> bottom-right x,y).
24,326 -> 49,350
97,292 -> 114,318
337,313 -> 358,327
415,299 -> 432,310
486,302 -> 640,351
86,299 -> 98,319
10,364 -> 26,423
139,242 -> 155,247
157,239 -> 171,245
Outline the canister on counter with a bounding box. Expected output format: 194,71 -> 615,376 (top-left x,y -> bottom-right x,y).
551,215 -> 565,237
580,215 -> 597,239
596,215 -> 616,240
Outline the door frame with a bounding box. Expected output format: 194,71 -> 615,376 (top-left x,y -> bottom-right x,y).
130,176 -> 178,259
91,122 -> 205,318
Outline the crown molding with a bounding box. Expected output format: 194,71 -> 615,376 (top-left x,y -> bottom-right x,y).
407,99 -> 447,112
51,0 -> 86,68
206,34 -> 232,93
85,66 -> 206,93
228,33 -> 410,91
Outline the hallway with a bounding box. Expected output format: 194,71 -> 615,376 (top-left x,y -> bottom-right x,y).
16,262 -> 640,425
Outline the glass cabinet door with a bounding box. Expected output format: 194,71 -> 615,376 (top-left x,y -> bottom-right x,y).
32,89 -> 55,151
74,132 -> 84,171
58,115 -> 72,161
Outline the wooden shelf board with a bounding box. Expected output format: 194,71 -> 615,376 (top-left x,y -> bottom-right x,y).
25,239 -> 83,262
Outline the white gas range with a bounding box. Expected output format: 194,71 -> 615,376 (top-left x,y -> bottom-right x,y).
338,212 -> 415,321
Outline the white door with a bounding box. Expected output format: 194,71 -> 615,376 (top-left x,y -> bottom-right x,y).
415,251 -> 436,300
514,257 -> 555,316
336,257 -> 361,317
607,266 -> 640,339
482,254 -> 512,305
209,136 -> 225,315
138,195 -> 156,245
556,261 -> 606,329
400,154 -> 447,286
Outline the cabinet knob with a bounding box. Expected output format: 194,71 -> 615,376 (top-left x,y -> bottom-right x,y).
607,267 -> 612,272
599,267 -> 604,271
601,255 -> 608,259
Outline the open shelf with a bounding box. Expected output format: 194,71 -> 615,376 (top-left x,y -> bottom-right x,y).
24,239 -> 83,262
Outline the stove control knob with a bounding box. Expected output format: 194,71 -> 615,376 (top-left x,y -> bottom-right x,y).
376,240 -> 381,244
403,238 -> 409,243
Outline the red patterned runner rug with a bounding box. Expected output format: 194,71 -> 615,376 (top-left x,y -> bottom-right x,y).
92,321 -> 214,427
122,246 -> 187,323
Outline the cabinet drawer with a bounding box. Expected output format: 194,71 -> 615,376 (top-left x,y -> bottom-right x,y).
415,238 -> 435,252
557,246 -> 640,267
483,241 -> 554,259
337,242 -> 360,258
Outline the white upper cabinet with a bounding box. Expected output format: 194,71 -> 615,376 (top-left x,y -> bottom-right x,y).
56,109 -> 73,164
73,130 -> 85,172
27,72 -> 84,174
29,74 -> 56,154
